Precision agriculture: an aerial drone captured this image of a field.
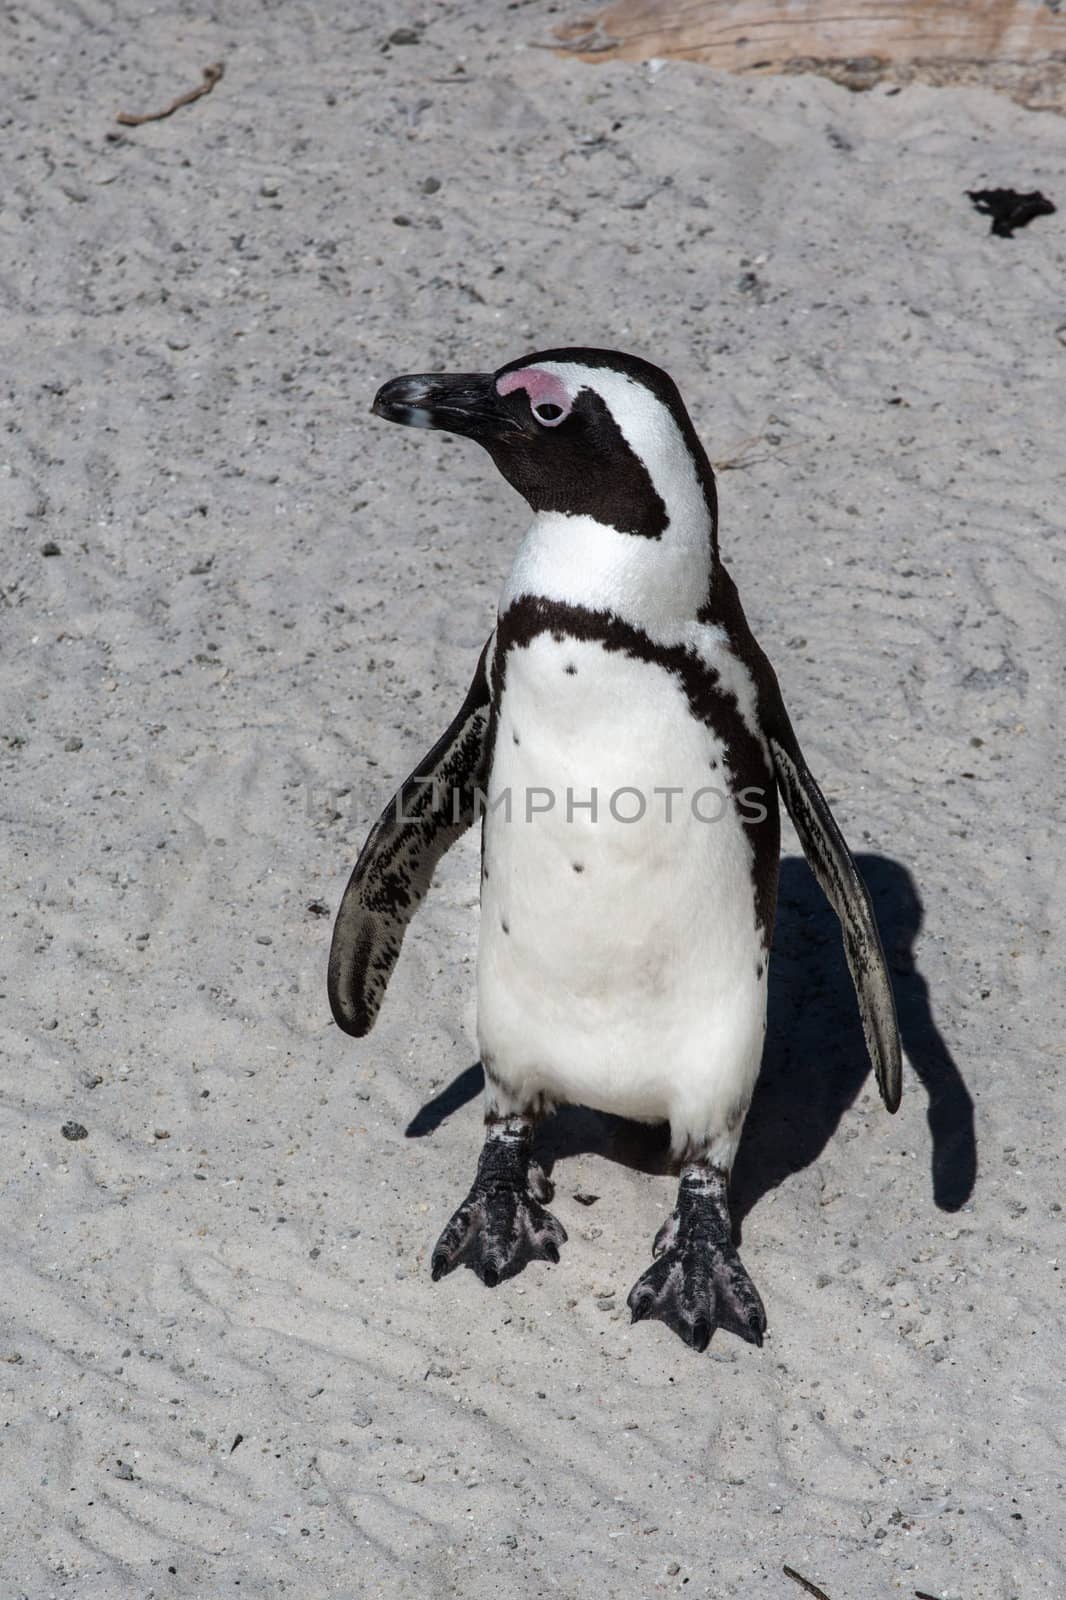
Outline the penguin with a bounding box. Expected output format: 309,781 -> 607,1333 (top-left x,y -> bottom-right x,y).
328,348 -> 900,1353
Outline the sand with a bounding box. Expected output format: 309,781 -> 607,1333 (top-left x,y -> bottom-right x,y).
2,3 -> 1064,1596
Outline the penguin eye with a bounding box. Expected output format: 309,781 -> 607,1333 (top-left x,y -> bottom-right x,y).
497,368 -> 572,425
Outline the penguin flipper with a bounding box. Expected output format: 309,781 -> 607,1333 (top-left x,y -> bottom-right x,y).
328,636 -> 494,1038
767,717 -> 902,1114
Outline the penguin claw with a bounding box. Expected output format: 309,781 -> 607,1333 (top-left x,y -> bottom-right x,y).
430,1183 -> 567,1287
629,1292 -> 654,1324
652,1211 -> 680,1257
527,1160 -> 555,1205
625,1239 -> 766,1353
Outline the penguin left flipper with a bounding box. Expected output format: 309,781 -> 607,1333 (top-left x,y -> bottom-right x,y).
717,570 -> 900,1111
328,635 -> 494,1038
767,709 -> 902,1114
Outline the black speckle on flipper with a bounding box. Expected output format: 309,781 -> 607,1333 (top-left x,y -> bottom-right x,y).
327,636 -> 495,1036
430,1118 -> 567,1287
628,1166 -> 765,1352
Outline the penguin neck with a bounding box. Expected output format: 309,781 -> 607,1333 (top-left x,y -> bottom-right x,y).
500,504 -> 718,640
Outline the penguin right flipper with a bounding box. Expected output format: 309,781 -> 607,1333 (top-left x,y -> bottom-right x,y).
767,709 -> 902,1114
328,636 -> 494,1038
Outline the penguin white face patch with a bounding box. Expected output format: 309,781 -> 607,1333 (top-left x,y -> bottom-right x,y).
496,368 -> 573,428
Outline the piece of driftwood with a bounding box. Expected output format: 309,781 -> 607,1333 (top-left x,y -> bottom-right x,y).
116,62 -> 224,127
552,1 -> 1066,112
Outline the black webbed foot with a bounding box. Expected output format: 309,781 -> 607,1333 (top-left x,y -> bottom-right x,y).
431,1185 -> 566,1286
430,1118 -> 566,1287
627,1164 -> 766,1352
627,1235 -> 766,1351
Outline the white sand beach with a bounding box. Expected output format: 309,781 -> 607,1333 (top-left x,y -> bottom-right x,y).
2,3 -> 1064,1596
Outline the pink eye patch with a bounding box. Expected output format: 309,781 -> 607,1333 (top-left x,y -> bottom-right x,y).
496,367 -> 572,425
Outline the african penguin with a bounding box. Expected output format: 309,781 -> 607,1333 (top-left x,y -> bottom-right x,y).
329,348 -> 901,1353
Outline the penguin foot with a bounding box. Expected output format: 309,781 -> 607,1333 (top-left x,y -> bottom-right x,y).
430,1114 -> 565,1286
626,1238 -> 766,1351
628,1160 -> 766,1352
430,1183 -> 567,1287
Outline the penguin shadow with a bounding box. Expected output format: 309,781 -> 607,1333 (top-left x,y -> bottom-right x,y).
404,854 -> 975,1227
406,1063 -> 486,1140
405,1062 -> 673,1173
731,853 -> 976,1230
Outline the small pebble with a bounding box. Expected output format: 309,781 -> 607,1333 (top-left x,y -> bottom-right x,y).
420,176 -> 441,195
154,1128 -> 170,1140
388,26 -> 421,45
255,934 -> 273,946
41,541 -> 62,557
64,736 -> 83,752
61,1122 -> 88,1141
352,1408 -> 372,1427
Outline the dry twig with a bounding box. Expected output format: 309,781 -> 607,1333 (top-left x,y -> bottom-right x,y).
712,432 -> 803,473
117,62 -> 224,127
783,1566 -> 833,1600
712,433 -> 765,472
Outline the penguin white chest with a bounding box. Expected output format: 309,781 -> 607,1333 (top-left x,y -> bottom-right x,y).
477,632 -> 769,1145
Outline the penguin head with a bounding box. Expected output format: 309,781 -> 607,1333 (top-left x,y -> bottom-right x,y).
372,347 -> 717,541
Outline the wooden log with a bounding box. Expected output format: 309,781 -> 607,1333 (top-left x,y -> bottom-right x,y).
552,0 -> 1066,111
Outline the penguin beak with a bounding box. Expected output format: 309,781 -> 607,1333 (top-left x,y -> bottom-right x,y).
371,372 -> 518,441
